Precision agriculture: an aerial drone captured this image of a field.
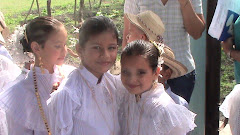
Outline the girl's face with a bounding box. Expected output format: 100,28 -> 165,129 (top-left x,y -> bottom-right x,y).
39,26 -> 68,68
79,31 -> 118,78
121,55 -> 159,95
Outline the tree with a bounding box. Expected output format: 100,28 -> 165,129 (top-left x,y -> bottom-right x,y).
79,0 -> 84,23
47,0 -> 52,17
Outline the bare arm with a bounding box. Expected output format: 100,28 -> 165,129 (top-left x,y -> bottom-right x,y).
122,14 -> 130,49
179,0 -> 205,39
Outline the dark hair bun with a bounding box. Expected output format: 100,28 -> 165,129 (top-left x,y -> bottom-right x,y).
20,36 -> 32,52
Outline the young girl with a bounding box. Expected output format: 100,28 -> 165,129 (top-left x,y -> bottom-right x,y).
48,16 -> 120,135
0,16 -> 75,135
119,40 -> 196,135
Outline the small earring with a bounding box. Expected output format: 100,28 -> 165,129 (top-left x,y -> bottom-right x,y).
39,56 -> 45,74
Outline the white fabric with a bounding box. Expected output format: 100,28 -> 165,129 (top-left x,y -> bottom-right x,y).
0,55 -> 21,91
220,84 -> 240,135
48,66 -> 120,135
0,64 -> 75,135
166,87 -> 189,108
119,83 -> 196,135
0,45 -> 12,60
124,0 -> 203,73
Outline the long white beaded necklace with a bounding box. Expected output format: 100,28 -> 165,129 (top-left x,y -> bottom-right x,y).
33,66 -> 51,135
78,72 -> 115,135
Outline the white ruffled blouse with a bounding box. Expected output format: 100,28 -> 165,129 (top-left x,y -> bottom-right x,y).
48,66 -> 120,135
0,55 -> 21,91
119,83 -> 196,135
220,84 -> 240,135
0,64 -> 75,135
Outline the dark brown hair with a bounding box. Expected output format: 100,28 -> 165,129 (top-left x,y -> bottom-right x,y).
20,16 -> 64,52
78,16 -> 119,48
121,40 -> 160,71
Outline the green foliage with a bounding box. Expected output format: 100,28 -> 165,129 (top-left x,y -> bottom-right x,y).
1,0 -> 234,101
220,50 -> 235,101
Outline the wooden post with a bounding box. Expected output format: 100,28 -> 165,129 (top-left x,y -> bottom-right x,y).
24,0 -> 35,24
79,0 -> 84,23
89,0 -> 92,10
47,0 -> 52,17
36,0 -> 41,16
205,0 -> 221,134
74,0 -> 77,26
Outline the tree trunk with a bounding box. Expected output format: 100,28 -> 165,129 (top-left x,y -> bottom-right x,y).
24,0 -> 35,24
36,0 -> 41,16
74,0 -> 77,26
98,0 -> 102,8
47,0 -> 51,17
89,0 -> 92,10
79,0 -> 84,23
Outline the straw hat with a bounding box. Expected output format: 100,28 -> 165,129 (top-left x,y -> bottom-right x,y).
125,10 -> 165,43
163,45 -> 188,79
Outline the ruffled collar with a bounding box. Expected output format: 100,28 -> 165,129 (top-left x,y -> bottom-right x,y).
78,65 -> 105,86
136,83 -> 165,102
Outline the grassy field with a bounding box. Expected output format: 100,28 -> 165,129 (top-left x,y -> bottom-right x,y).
0,0 -> 235,100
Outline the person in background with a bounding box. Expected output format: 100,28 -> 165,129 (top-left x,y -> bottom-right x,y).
159,45 -> 189,108
123,0 -> 206,103
124,11 -> 188,108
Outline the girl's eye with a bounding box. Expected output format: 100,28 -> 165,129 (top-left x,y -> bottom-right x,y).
122,69 -> 130,76
55,45 -> 61,48
137,71 -> 146,75
93,46 -> 101,50
108,46 -> 117,50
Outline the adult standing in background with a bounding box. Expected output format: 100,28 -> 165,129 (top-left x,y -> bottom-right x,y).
123,0 -> 205,102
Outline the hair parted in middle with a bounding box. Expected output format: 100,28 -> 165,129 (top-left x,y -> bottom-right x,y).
121,40 -> 163,72
78,16 -> 119,48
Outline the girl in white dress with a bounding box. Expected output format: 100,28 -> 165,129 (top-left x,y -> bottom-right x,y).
0,16 -> 75,135
48,16 -> 120,135
119,40 -> 196,135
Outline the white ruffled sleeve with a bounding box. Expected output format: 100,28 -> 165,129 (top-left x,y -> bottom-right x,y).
219,84 -> 240,135
0,55 -> 21,90
48,70 -> 82,135
149,103 -> 196,135
48,89 -> 74,135
0,109 -> 7,135
220,84 -> 240,118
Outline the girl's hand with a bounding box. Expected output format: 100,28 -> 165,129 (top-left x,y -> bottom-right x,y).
221,37 -> 234,55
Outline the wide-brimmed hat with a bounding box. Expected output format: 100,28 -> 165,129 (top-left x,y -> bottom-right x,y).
125,10 -> 165,43
162,45 -> 188,79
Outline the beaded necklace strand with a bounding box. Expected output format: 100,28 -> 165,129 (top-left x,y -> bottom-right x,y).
33,66 -> 51,135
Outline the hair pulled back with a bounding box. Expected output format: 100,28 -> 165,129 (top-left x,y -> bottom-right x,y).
20,16 -> 63,53
121,40 -> 161,71
78,16 -> 119,48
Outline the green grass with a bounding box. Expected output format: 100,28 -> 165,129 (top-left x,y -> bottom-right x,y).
1,0 -> 234,100
220,50 -> 235,101
1,0 -> 124,64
